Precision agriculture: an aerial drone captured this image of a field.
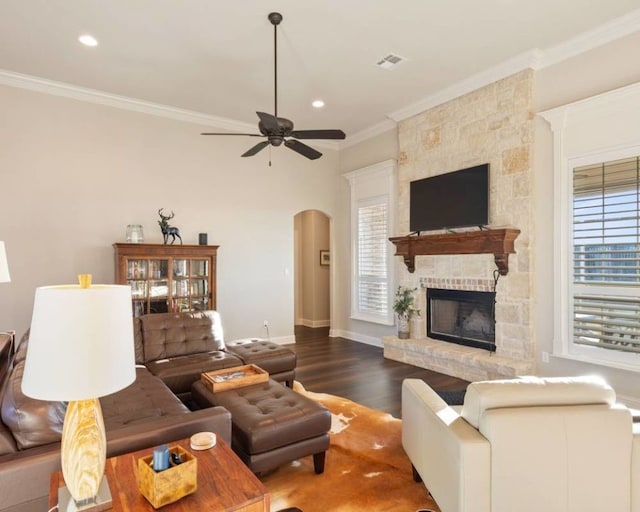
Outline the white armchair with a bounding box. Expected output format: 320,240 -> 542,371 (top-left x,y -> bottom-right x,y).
402,376 -> 640,512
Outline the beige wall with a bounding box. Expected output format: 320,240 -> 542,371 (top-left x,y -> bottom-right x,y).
534,34 -> 640,405
295,210 -> 330,327
0,84 -> 340,342
334,129 -> 399,344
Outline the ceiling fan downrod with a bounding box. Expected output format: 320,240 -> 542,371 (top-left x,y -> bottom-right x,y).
268,12 -> 282,118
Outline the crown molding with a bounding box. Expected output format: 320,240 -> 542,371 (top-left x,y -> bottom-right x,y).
0,69 -> 259,132
385,8 -> 640,124
538,8 -> 640,68
387,50 -> 542,123
0,69 -> 341,151
339,118 -> 397,149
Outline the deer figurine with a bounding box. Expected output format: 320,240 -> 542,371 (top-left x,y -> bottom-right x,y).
157,209 -> 183,245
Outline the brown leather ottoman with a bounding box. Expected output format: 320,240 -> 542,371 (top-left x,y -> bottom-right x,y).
192,378 -> 331,474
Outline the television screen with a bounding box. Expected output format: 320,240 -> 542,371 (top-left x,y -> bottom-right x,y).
409,164 -> 489,233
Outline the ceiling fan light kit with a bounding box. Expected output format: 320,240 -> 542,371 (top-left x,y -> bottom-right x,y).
201,12 -> 345,161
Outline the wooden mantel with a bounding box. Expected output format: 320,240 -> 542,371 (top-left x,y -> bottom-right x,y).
389,228 -> 520,275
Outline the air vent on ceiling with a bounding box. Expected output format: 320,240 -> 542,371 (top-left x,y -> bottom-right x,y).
376,53 -> 407,70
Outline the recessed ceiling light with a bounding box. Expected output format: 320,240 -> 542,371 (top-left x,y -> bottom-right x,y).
312,99 -> 325,109
78,34 -> 98,47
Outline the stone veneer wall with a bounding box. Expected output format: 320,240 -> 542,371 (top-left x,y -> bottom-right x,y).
383,69 -> 536,381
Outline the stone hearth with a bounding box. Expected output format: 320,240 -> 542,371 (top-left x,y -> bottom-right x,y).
383,336 -> 532,381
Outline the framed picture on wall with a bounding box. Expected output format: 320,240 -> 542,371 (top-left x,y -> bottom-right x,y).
320,250 -> 330,266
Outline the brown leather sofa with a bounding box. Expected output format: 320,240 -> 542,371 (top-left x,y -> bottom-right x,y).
0,310 -> 297,512
136,310 -> 297,400
0,327 -> 232,512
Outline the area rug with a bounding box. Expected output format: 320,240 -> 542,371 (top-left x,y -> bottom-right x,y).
261,383 -> 440,512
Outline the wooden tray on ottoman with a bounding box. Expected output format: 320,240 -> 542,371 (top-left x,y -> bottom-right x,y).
201,364 -> 269,392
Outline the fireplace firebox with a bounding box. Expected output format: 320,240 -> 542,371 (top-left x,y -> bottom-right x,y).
427,288 -> 496,352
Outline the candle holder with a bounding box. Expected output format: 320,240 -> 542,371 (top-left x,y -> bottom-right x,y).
126,225 -> 144,243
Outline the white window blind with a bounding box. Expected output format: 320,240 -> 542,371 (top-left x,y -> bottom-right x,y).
572,156 -> 640,354
357,201 -> 388,317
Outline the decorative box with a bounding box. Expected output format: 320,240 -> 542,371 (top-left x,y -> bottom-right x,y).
137,445 -> 197,508
201,364 -> 269,392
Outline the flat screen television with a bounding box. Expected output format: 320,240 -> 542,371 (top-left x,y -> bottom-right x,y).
409,163 -> 489,233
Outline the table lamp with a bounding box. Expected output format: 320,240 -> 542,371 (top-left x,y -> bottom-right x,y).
0,241 -> 14,356
22,274 -> 135,512
0,241 -> 10,283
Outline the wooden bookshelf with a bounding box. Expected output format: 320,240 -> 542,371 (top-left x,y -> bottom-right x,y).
113,243 -> 218,317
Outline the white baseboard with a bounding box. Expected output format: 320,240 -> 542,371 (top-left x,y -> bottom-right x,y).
299,319 -> 331,328
229,335 -> 296,346
329,329 -> 383,348
268,335 -> 296,345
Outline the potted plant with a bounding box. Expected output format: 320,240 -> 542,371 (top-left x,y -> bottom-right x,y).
393,286 -> 420,339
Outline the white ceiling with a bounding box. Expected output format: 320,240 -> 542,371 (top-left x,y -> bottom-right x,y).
1,1 -> 639,144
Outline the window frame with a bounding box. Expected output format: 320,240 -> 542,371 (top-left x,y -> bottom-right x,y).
541,82 -> 640,372
344,160 -> 396,325
560,147 -> 640,369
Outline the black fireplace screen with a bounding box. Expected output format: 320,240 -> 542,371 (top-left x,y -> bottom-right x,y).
427,288 -> 496,352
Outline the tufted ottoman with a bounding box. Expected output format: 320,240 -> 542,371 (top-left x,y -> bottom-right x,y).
225,338 -> 297,387
192,378 -> 331,474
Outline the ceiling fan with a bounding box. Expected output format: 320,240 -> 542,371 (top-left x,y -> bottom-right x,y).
201,12 -> 346,160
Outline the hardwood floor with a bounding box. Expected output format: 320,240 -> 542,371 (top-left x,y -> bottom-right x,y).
291,326 -> 468,418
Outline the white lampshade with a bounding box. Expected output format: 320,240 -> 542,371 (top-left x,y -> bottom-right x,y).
22,283 -> 135,401
0,241 -> 10,283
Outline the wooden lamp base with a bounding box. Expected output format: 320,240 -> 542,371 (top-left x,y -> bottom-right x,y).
60,398 -> 110,511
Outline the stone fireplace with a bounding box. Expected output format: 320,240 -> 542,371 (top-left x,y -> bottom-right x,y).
382,69 -> 536,381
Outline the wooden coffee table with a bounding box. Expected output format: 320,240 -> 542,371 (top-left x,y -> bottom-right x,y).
49,437 -> 270,512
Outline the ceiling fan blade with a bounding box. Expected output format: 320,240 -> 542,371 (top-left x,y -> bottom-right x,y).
256,112 -> 280,133
241,140 -> 270,157
284,139 -> 322,160
201,132 -> 264,137
289,129 -> 346,140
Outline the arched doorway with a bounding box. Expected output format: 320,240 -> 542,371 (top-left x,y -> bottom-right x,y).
293,210 -> 330,338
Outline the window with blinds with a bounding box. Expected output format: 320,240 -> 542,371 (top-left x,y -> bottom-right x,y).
572,156 -> 640,354
356,200 -> 389,318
